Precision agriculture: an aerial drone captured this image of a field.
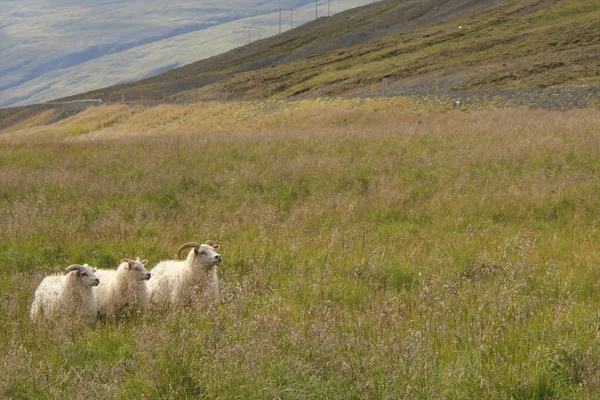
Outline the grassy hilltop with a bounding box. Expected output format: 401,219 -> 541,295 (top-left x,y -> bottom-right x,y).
2,100 -> 600,398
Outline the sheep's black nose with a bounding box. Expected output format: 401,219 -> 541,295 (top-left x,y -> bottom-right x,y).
215,255 -> 222,263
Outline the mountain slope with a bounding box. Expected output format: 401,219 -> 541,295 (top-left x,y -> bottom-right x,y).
0,0 -> 373,107
181,0 -> 599,100
55,0 -> 599,104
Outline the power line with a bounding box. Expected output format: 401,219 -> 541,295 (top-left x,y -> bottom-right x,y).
243,25 -> 266,44
277,8 -> 294,33
243,25 -> 252,44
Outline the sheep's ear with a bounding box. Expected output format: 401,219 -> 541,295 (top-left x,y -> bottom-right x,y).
135,257 -> 149,265
193,248 -> 199,255
125,262 -> 131,269
91,268 -> 97,273
212,244 -> 220,250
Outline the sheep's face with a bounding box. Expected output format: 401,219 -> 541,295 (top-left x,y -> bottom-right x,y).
195,244 -> 222,267
78,264 -> 101,287
123,258 -> 152,281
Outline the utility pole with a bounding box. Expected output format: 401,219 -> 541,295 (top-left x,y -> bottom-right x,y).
315,0 -> 318,19
279,8 -> 295,32
328,0 -> 330,17
244,25 -> 252,44
279,8 -> 282,33
258,26 -> 262,40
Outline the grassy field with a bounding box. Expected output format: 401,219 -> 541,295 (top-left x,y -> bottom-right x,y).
2,100 -> 600,398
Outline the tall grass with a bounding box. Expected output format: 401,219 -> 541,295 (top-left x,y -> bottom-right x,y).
2,102 -> 600,398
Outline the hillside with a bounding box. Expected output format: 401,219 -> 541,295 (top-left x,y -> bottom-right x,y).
55,0 -> 599,103
0,0 -> 374,108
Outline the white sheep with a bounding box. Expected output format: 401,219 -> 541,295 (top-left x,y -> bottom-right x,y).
93,257 -> 152,319
30,263 -> 100,323
147,241 -> 222,311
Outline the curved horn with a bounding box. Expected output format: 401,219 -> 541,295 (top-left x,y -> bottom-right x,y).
65,264 -> 82,274
178,242 -> 201,259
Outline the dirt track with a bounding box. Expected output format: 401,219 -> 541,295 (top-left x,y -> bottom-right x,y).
377,86 -> 600,111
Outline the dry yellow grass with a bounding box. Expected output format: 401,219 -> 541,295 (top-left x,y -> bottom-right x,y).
1,109 -> 57,133
1,98 -> 424,141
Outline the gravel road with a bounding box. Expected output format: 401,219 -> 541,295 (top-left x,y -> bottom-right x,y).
385,86 -> 600,111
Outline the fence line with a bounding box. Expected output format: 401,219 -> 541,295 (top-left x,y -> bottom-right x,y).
46,99 -> 103,105
54,81 -> 600,111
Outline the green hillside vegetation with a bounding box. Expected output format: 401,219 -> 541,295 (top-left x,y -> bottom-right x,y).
202,0 -> 599,99
2,101 -> 600,397
56,0 -> 599,103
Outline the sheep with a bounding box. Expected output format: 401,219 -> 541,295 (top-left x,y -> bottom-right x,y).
30,263 -> 100,323
147,241 -> 222,312
93,257 -> 152,320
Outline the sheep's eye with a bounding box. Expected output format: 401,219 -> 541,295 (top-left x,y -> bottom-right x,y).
82,273 -> 88,277
199,251 -> 207,256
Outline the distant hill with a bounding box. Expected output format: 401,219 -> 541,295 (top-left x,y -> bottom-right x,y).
0,0 -> 374,107
53,0 -> 599,103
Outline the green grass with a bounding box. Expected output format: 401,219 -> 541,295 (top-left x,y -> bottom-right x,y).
2,104 -> 600,398
212,0 -> 600,99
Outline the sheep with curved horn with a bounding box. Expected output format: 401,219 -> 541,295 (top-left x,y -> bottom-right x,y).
147,241 -> 222,312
